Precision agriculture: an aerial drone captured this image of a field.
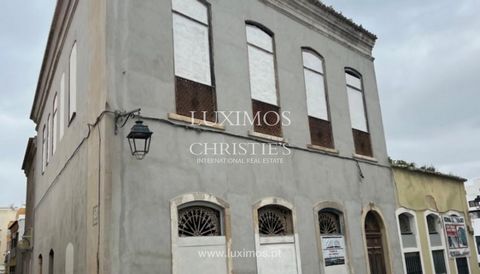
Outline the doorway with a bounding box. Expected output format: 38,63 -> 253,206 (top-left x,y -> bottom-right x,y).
365,211 -> 388,274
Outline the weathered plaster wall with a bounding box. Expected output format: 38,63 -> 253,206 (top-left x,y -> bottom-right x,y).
394,167 -> 480,274
103,0 -> 403,273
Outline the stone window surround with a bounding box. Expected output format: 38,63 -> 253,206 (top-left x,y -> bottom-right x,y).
395,208 -> 425,274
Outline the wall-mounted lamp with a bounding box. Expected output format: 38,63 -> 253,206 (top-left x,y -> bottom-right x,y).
115,108 -> 153,160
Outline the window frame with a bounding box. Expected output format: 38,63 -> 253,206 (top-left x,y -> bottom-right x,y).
68,42 -> 77,125
52,93 -> 58,154
396,208 -> 425,274
171,0 -> 217,121
424,211 -> 450,274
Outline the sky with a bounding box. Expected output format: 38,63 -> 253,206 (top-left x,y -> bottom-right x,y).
0,1 -> 479,206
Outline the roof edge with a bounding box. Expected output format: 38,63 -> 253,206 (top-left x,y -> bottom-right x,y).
392,165 -> 467,183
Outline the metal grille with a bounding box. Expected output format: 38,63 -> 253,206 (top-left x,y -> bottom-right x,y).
252,99 -> 282,137
352,129 -> 373,157
405,252 -> 423,274
432,250 -> 447,274
178,206 -> 222,237
318,211 -> 341,234
309,116 -> 334,148
175,76 -> 216,122
258,205 -> 293,236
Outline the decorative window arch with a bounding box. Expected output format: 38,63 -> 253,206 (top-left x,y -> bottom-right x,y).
172,0 -> 217,121
302,48 -> 334,149
362,207 -> 393,274
253,197 -> 302,274
314,202 -> 350,274
345,68 -> 372,157
396,208 -> 424,274
245,22 -> 282,137
170,193 -> 231,274
424,211 -> 449,274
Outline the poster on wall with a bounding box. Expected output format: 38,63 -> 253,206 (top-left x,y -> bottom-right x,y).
321,236 -> 346,266
443,215 -> 470,258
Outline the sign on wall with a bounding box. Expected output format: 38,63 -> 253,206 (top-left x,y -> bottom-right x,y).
321,236 -> 346,266
443,215 -> 470,258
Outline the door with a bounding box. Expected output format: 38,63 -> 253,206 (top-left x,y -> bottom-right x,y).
365,211 -> 387,274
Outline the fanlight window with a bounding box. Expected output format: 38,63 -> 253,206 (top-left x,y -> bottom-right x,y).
399,213 -> 413,235
178,205 -> 222,237
258,205 -> 293,236
427,214 -> 439,234
318,210 -> 341,235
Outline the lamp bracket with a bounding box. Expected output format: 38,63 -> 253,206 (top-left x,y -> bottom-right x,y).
114,108 -> 141,135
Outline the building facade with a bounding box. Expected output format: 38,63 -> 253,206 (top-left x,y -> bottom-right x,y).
393,166 -> 480,274
0,208 -> 17,274
23,0 -> 405,273
466,178 -> 480,266
3,208 -> 26,274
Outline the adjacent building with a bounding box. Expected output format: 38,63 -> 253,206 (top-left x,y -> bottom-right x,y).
22,0 -> 406,273
3,208 -> 26,274
466,178 -> 480,265
393,165 -> 480,274
0,208 -> 17,274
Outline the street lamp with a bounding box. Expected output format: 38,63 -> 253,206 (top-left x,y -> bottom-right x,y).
127,120 -> 153,160
115,109 -> 153,160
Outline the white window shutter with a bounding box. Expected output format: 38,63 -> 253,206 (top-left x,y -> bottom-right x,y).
69,43 -> 77,121
347,87 -> 368,132
60,73 -> 65,139
248,45 -> 277,106
304,69 -> 328,120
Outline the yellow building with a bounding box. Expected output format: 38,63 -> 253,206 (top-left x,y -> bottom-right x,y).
393,164 -> 479,274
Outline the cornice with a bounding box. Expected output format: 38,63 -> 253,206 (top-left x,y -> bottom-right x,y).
22,137 -> 37,176
260,0 -> 377,58
30,0 -> 79,126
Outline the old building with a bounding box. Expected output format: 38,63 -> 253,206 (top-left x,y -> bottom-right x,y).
466,178 -> 480,265
0,207 -> 17,274
393,165 -> 480,274
22,0 -> 405,273
3,208 -> 26,274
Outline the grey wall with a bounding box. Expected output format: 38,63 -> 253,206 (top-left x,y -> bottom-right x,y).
105,0 -> 403,274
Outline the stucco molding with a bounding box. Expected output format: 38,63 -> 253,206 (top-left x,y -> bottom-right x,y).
259,0 -> 376,58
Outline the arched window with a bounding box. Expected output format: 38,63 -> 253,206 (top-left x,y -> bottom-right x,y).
258,204 -> 293,236
425,213 -> 448,274
246,23 -> 282,137
48,249 -> 54,274
52,93 -> 58,154
38,255 -> 43,274
59,73 -> 65,140
345,68 -> 372,157
318,209 -> 342,235
178,204 -> 223,237
171,193 -> 231,274
317,207 -> 348,273
65,243 -> 74,274
399,213 -> 413,235
302,49 -> 333,149
172,0 -> 216,121
397,210 -> 423,274
68,42 -> 77,122
253,199 -> 301,273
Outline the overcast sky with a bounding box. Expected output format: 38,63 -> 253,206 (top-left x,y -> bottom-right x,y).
0,1 -> 479,206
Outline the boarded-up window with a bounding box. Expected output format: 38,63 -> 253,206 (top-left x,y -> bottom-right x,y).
246,24 -> 281,136
47,114 -> 51,163
172,0 -> 216,121
42,125 -> 47,172
303,50 -> 333,148
52,94 -> 58,154
174,202 -> 228,274
345,70 -> 372,156
60,73 -> 65,139
69,43 -> 77,122
255,204 -> 301,274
